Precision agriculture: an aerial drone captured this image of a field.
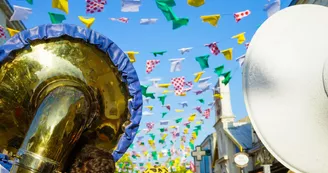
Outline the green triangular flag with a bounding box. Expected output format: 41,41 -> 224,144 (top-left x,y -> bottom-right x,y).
159,139 -> 165,144
189,142 -> 195,150
152,151 -> 158,160
195,125 -> 201,130
193,129 -> 199,136
139,163 -> 144,166
214,65 -> 224,77
26,0 -> 33,4
158,95 -> 167,105
149,133 -> 156,140
173,18 -> 189,30
155,0 -> 177,21
186,124 -> 190,129
129,144 -> 134,149
160,128 -> 165,132
141,85 -> 155,99
175,118 -> 183,123
168,151 -> 172,157
221,71 -> 232,85
48,12 -> 66,24
195,55 -> 210,70
170,140 -> 174,145
152,51 -> 167,57
132,155 -> 137,159
141,85 -> 148,95
162,112 -> 168,118
198,99 -> 204,104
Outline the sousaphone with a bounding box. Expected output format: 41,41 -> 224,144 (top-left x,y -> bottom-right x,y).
0,24 -> 142,172
243,4 -> 328,173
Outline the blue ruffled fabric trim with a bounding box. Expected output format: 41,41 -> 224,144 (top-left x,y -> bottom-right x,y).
0,24 -> 142,162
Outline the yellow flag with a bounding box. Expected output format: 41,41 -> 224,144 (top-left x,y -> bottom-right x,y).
200,14 -> 221,27
232,32 -> 246,44
125,51 -> 139,63
162,134 -> 168,140
143,151 -> 148,156
221,48 -> 233,60
162,90 -> 172,94
192,132 -> 197,138
178,92 -> 186,96
194,71 -> 204,82
145,105 -> 153,111
187,0 -> 205,7
190,139 -> 195,144
214,93 -> 223,99
175,109 -> 184,113
148,139 -> 154,145
169,125 -> 177,129
52,0 -> 69,14
158,83 -> 171,88
146,162 -> 152,169
78,16 -> 95,28
159,152 -> 163,158
6,28 -> 19,37
180,144 -> 185,150
183,128 -> 189,134
188,113 -> 196,122
196,121 -> 202,125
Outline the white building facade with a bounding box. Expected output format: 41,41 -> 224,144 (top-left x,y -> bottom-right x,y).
0,0 -> 25,45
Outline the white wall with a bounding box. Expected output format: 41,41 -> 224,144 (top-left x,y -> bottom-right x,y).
0,9 -> 8,45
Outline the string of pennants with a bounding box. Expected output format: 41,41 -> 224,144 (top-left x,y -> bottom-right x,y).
1,0 -> 282,171
0,0 -> 281,39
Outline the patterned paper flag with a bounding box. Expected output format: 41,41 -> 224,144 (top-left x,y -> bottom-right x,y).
0,25 -> 6,39
171,76 -> 185,95
204,42 -> 220,55
110,17 -> 129,23
234,10 -> 251,22
146,60 -> 160,74
203,108 -> 210,119
86,0 -> 107,14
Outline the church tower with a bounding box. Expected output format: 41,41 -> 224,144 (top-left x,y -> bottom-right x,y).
213,76 -> 236,173
214,76 -> 235,126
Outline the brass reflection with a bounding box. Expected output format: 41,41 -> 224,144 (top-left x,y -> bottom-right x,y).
0,37 -> 131,172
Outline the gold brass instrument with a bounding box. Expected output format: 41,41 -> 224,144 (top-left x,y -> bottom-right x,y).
0,32 -> 135,173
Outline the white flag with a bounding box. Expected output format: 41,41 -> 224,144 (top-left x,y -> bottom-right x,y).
140,18 -> 158,24
122,0 -> 141,12
10,5 -> 32,21
169,58 -> 185,72
178,47 -> 193,54
236,54 -> 246,67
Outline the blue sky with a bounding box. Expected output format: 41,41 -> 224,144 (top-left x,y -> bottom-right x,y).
7,0 -> 291,165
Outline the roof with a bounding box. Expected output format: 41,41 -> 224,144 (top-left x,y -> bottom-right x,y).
237,116 -> 251,123
0,0 -> 26,30
227,123 -> 253,149
289,0 -> 328,6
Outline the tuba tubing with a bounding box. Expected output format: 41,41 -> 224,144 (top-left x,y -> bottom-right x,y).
0,24 -> 143,173
10,78 -> 98,173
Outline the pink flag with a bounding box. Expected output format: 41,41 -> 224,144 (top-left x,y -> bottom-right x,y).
171,76 -> 185,95
146,122 -> 155,131
234,10 -> 251,22
203,108 -> 210,119
190,161 -> 196,172
86,0 -> 107,14
204,42 -> 220,55
146,60 -> 160,74
0,25 -> 6,39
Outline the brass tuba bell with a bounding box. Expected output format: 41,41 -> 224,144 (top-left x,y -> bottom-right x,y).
0,24 -> 143,173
